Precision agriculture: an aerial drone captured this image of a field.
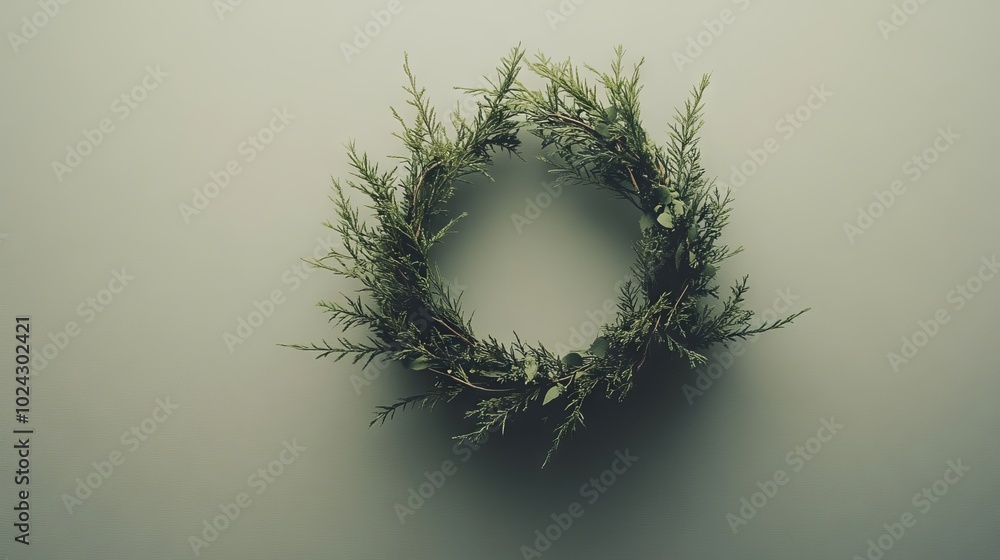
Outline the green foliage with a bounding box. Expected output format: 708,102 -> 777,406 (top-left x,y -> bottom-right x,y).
283,46 -> 809,467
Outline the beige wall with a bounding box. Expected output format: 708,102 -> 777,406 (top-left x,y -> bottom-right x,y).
2,1 -> 998,558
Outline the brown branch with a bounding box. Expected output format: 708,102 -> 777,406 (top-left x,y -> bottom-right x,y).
546,112 -> 599,136
626,166 -> 640,193
411,161 -> 441,208
554,362 -> 595,388
636,282 -> 689,372
433,316 -> 475,347
428,368 -> 514,393
664,281 -> 690,326
411,161 -> 442,241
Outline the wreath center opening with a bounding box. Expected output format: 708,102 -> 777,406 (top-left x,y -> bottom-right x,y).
427,131 -> 642,353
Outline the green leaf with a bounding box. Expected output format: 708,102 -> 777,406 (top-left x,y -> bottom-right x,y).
704,263 -> 717,277
687,223 -> 698,242
524,356 -> 538,382
605,106 -> 618,122
657,185 -> 673,205
595,123 -> 610,136
672,199 -> 686,216
689,251 -> 697,267
543,385 -> 562,405
588,336 -> 610,357
656,212 -> 674,229
639,213 -> 656,231
675,245 -> 684,270
406,356 -> 431,370
562,352 -> 584,367
480,371 -> 505,378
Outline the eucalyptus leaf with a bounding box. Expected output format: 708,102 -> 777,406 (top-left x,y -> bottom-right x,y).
562,352 -> 584,367
406,356 -> 431,370
675,245 -> 684,269
657,185 -> 673,205
704,263 -> 717,277
588,336 -> 610,357
605,106 -> 618,122
524,356 -> 538,381
480,371 -> 505,378
543,385 -> 562,405
595,123 -> 610,136
639,213 -> 656,231
672,199 -> 686,215
687,223 -> 698,242
656,212 -> 674,229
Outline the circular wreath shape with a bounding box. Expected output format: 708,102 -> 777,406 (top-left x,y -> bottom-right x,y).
287,46 -> 807,467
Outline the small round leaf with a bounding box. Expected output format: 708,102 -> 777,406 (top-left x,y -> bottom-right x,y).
406,356 -> 431,370
524,356 -> 538,381
562,352 -> 584,367
640,213 -> 656,231
588,336 -> 610,357
657,185 -> 673,205
656,212 -> 674,229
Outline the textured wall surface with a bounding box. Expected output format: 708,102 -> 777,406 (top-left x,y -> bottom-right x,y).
1,1 -> 998,559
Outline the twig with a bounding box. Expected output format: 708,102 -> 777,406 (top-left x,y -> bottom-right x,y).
546,112 -> 599,136
412,161 -> 440,208
429,368 -> 514,393
626,166 -> 640,192
664,281 -> 689,325
412,161 -> 441,241
554,362 -> 595,387
433,316 -> 475,347
636,282 -> 689,371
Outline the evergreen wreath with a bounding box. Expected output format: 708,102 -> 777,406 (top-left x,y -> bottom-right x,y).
284,46 -> 808,467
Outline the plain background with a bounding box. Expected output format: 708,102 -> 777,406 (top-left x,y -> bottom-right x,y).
2,1 -> 999,558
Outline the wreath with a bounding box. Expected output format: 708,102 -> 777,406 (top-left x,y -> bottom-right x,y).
285,46 -> 807,467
